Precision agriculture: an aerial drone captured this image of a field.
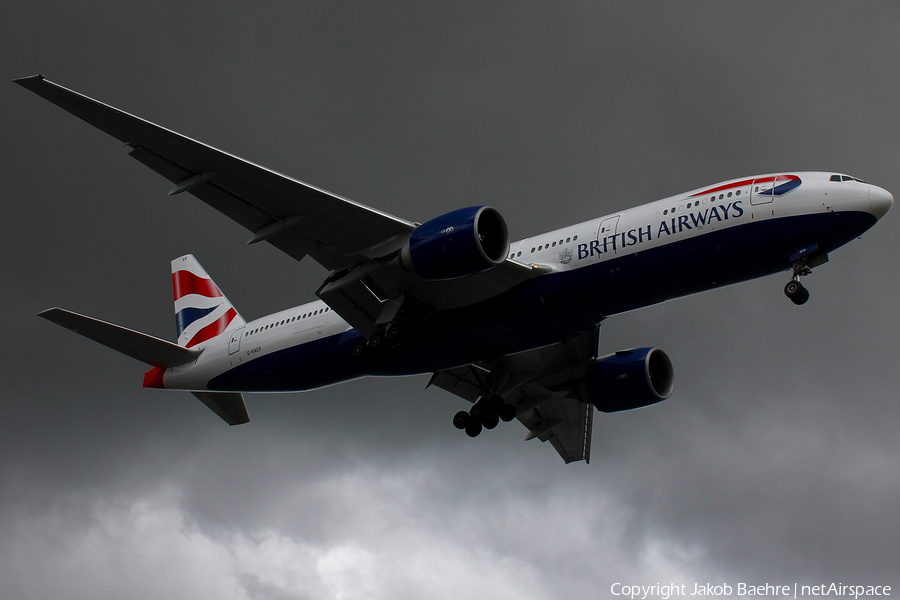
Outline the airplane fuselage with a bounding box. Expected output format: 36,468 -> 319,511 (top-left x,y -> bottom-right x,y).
158,171 -> 890,393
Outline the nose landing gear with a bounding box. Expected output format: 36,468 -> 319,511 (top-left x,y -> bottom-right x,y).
783,251 -> 829,306
784,264 -> 812,305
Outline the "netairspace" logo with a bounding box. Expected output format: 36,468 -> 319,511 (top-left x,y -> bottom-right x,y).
610,582 -> 892,599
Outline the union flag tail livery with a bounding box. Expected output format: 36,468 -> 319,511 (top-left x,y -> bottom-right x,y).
20,75 -> 893,464
172,255 -> 245,348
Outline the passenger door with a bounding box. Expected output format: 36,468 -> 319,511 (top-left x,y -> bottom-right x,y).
228,327 -> 245,355
597,215 -> 620,239
750,178 -> 775,205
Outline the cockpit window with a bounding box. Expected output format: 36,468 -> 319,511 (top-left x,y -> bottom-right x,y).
831,174 -> 867,183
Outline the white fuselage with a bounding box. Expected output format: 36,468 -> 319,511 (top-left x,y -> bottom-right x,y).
159,171 -> 891,392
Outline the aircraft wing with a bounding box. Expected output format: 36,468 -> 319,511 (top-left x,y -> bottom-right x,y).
428,328 -> 599,464
39,307 -> 202,368
16,75 -> 541,337
14,75 -> 415,269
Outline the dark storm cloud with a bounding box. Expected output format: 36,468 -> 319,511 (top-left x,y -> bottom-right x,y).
2,1 -> 900,598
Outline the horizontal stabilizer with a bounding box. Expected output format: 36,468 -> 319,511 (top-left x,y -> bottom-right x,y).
191,391 -> 250,425
38,308 -> 201,368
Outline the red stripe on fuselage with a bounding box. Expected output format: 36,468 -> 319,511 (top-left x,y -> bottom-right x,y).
172,270 -> 223,302
689,174 -> 799,198
186,307 -> 237,348
689,177 -> 758,197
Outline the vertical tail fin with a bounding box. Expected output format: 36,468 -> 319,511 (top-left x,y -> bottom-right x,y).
172,254 -> 245,347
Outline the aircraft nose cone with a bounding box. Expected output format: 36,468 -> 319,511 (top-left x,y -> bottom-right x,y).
868,185 -> 894,220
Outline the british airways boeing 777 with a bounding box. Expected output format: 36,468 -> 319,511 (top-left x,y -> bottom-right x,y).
17,75 -> 893,464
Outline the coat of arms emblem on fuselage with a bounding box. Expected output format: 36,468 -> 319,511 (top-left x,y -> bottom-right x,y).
559,247 -> 573,264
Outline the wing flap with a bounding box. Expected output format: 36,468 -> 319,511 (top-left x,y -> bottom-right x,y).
38,308 -> 201,368
520,395 -> 593,464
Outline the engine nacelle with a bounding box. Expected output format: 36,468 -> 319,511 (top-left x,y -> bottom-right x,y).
400,206 -> 509,280
581,347 -> 674,413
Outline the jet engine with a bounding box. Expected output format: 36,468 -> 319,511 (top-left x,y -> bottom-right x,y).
581,347 -> 674,412
399,206 -> 509,280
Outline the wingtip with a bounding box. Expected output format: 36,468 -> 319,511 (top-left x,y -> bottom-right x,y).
12,74 -> 46,88
37,307 -> 60,319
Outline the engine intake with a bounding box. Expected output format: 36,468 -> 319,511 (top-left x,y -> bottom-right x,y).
581,347 -> 674,413
400,206 -> 509,280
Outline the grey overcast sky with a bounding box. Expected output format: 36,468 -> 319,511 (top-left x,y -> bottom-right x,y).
3,2 -> 900,598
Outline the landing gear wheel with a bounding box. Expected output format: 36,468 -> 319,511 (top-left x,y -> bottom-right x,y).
453,411 -> 470,430
384,324 -> 399,341
499,403 -> 517,422
465,421 -> 483,438
792,286 -> 810,305
351,343 -> 366,359
483,414 -> 500,430
784,280 -> 809,305
369,333 -> 383,349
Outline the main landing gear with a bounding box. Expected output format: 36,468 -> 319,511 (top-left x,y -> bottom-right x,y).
784,264 -> 812,306
452,395 -> 517,438
351,323 -> 401,359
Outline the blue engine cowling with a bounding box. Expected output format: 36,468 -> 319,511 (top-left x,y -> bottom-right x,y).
581,347 -> 674,413
400,206 -> 509,280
